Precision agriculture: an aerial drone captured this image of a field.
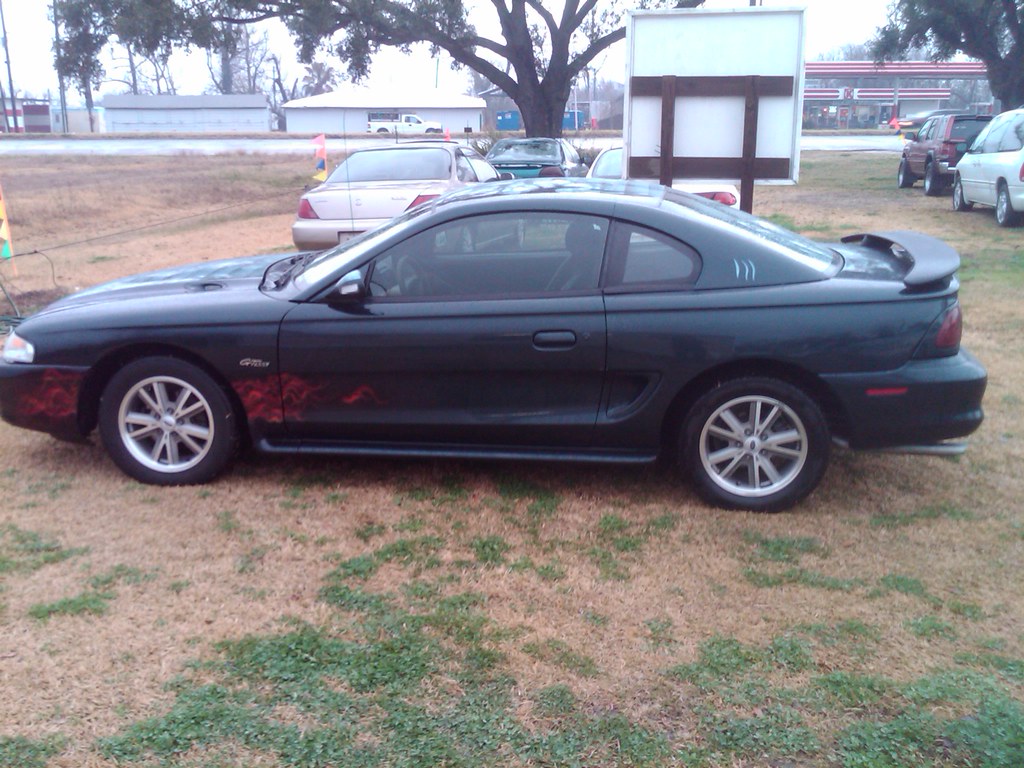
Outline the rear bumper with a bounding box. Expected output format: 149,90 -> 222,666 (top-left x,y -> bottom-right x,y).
0,362 -> 89,442
291,219 -> 380,250
822,348 -> 986,450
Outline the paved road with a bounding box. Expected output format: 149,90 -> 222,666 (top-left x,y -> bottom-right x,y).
0,134 -> 904,156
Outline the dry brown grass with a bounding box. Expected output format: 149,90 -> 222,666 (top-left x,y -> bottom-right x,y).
0,151 -> 1022,767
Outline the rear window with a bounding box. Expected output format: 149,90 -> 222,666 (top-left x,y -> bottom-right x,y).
662,188 -> 839,273
328,148 -> 451,182
949,117 -> 992,140
488,140 -> 561,163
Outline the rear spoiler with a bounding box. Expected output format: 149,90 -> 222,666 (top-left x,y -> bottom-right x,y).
840,230 -> 960,287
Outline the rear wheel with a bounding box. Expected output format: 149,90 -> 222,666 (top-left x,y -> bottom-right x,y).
995,181 -> 1021,227
680,378 -> 829,512
897,158 -> 915,188
952,175 -> 973,212
99,357 -> 236,485
923,160 -> 944,196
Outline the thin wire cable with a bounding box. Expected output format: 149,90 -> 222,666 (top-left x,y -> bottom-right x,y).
0,188 -> 300,317
17,189 -> 298,256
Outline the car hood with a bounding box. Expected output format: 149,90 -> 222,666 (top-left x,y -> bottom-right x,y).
44,252 -> 293,312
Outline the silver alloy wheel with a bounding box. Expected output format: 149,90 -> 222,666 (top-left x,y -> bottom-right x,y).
996,184 -> 1013,225
117,375 -> 215,473
698,394 -> 808,499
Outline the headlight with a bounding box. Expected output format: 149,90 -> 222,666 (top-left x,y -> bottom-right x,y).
3,331 -> 35,364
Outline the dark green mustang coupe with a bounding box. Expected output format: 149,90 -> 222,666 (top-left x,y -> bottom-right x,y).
0,179 -> 986,512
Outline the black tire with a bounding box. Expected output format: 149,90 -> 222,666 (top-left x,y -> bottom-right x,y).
425,128 -> 441,134
99,357 -> 237,485
952,175 -> 973,212
897,158 -> 916,188
995,181 -> 1022,227
679,377 -> 830,513
923,161 -> 944,196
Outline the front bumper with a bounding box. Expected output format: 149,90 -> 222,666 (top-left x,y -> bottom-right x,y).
822,348 -> 986,450
0,362 -> 89,442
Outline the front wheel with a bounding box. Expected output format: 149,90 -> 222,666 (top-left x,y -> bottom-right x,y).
897,158 -> 915,188
952,175 -> 973,212
680,378 -> 829,512
99,357 -> 237,485
995,182 -> 1021,227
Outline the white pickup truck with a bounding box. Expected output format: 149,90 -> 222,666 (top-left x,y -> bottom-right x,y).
366,113 -> 443,134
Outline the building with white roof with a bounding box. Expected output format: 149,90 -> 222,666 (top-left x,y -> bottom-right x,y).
102,95 -> 270,133
283,85 -> 485,134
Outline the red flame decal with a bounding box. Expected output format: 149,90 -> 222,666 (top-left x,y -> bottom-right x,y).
20,369 -> 81,419
341,385 -> 385,406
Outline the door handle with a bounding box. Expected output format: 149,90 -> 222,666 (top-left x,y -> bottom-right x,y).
533,330 -> 577,349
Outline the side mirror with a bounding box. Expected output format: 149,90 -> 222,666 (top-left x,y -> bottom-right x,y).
956,142 -> 968,153
497,171 -> 516,181
332,269 -> 366,301
904,131 -> 918,142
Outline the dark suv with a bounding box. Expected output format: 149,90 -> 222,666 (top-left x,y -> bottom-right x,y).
898,113 -> 994,195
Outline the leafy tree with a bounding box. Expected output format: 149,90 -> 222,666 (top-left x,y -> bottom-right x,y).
301,61 -> 339,97
219,0 -> 670,136
873,0 -> 1024,109
52,0 -> 115,131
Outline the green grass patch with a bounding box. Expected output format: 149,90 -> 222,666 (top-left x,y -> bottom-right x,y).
743,531 -> 827,563
0,735 -> 63,768
744,566 -> 859,591
28,590 -> 114,620
523,638 -> 599,677
869,501 -> 973,528
904,615 -> 957,640
470,535 -> 511,565
0,525 -> 86,575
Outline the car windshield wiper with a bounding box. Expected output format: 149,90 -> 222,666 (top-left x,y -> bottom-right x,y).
261,252 -> 322,290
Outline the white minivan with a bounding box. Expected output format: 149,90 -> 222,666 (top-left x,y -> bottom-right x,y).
953,108 -> 1024,226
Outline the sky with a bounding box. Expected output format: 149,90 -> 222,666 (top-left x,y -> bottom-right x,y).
0,0 -> 893,107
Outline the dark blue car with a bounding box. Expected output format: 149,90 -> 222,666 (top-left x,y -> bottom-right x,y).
0,179 -> 985,512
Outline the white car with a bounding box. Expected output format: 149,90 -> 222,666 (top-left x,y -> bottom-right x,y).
292,142 -> 501,250
952,107 -> 1024,227
587,147 -> 741,208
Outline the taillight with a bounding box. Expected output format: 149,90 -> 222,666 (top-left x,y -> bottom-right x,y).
297,199 -> 319,219
935,303 -> 963,349
695,191 -> 738,206
915,302 -> 962,359
406,194 -> 439,210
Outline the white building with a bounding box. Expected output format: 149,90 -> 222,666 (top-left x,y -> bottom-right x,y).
283,85 -> 485,135
102,95 -> 271,133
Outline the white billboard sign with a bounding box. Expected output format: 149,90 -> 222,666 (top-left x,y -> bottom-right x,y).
624,7 -> 806,207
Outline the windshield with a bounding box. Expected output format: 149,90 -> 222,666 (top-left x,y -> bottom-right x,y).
293,203 -> 434,289
488,139 -> 561,163
663,188 -> 839,273
326,147 -> 452,183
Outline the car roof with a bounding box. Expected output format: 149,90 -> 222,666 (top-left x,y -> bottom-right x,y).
350,141 -> 465,153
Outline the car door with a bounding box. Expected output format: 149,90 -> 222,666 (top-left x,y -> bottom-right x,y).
959,115 -> 1010,204
277,211 -> 610,448
907,118 -> 935,175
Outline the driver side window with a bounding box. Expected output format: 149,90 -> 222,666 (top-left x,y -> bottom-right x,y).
368,212 -> 609,299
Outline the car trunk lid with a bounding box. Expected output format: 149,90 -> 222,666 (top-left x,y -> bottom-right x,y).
305,180 -> 447,221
